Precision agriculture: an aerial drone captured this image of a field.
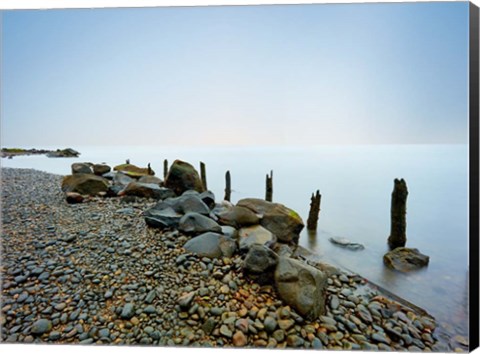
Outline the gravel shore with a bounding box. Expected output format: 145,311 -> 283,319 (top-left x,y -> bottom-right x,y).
0,168 -> 451,350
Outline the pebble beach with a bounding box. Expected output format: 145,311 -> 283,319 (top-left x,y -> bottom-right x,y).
0,168 -> 455,351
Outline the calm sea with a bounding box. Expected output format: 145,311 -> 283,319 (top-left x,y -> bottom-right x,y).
1,144 -> 469,336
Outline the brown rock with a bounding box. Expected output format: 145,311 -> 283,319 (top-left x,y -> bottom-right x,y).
164,160 -> 204,196
233,331 -> 247,347
237,198 -> 304,244
61,174 -> 109,196
65,192 -> 84,204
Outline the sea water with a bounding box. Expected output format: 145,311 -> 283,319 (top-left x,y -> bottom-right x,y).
1,144 -> 469,336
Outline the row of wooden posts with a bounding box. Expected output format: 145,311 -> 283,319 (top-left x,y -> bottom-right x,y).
162,160 -> 322,231
159,160 -> 406,242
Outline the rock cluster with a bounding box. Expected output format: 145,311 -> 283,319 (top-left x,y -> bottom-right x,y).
0,167 -> 455,351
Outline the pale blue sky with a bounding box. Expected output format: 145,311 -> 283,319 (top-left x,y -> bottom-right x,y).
1,2 -> 470,146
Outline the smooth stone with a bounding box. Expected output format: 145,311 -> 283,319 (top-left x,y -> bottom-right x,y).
264,316 -> 277,333
120,303 -> 135,319
220,325 -> 233,338
287,334 -> 304,347
31,319 -> 52,335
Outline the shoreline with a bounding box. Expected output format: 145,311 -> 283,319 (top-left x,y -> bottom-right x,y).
0,167 -> 460,350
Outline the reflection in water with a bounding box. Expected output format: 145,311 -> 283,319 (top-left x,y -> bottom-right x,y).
307,229 -> 318,251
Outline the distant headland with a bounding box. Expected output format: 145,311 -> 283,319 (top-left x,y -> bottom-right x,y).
1,147 -> 80,159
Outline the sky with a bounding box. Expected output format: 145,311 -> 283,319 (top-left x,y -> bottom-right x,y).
0,2 -> 470,147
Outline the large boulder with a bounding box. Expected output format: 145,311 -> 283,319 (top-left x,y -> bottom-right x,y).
383,247 -> 429,272
119,182 -> 175,200
164,160 -> 204,196
216,206 -> 260,228
113,163 -> 155,178
71,163 -> 93,174
274,257 -> 327,320
183,232 -> 237,259
237,199 -> 304,244
179,212 -> 222,235
238,225 -> 275,252
61,174 -> 109,196
93,164 -> 111,176
143,207 -> 182,229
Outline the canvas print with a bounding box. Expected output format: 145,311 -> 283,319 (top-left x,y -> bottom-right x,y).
0,1 -> 477,352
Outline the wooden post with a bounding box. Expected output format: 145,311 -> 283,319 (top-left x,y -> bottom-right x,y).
163,159 -> 168,179
307,190 -> 322,230
147,163 -> 152,175
388,178 -> 408,249
265,170 -> 273,202
200,161 -> 207,190
224,171 -> 231,202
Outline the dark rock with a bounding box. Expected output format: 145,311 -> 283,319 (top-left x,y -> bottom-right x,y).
243,244 -> 278,275
274,257 -> 327,319
383,247 -> 429,272
113,163 -> 155,178
61,174 -> 109,196
152,194 -> 210,216
179,212 -> 222,235
237,198 -> 304,244
202,318 -> 217,335
66,192 -> 84,204
143,207 -> 182,229
328,237 -> 365,250
164,160 -> 204,196
71,163 -> 93,174
183,232 -> 237,259
93,164 -> 111,176
199,190 -> 216,209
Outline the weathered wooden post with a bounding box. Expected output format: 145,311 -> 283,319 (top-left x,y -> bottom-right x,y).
388,178 -> 408,249
200,161 -> 207,190
307,190 -> 322,230
224,171 -> 231,202
265,170 -> 273,202
163,159 -> 168,179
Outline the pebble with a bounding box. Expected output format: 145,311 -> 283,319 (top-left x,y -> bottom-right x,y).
232,331 -> 247,346
121,303 -> 135,319
31,319 -> 52,335
220,325 -> 233,338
